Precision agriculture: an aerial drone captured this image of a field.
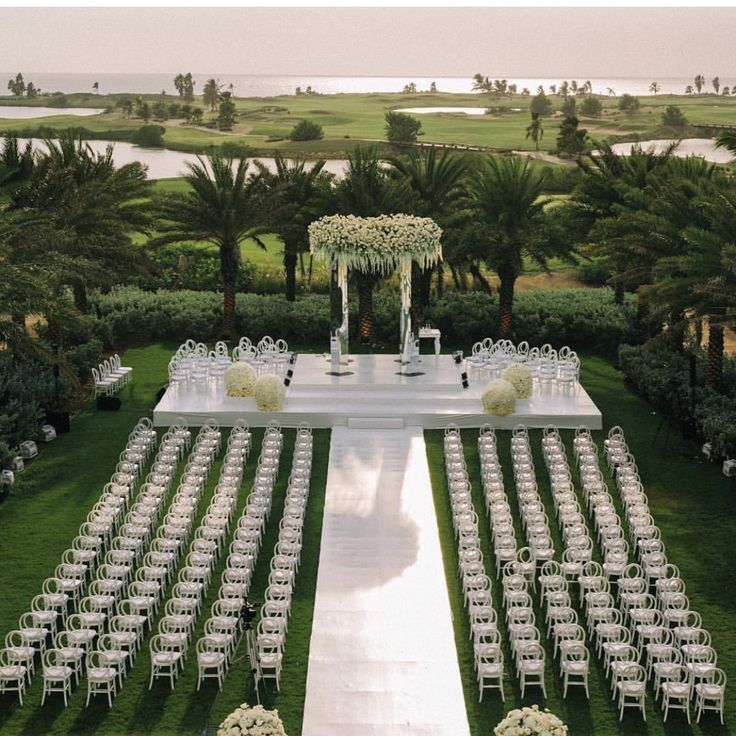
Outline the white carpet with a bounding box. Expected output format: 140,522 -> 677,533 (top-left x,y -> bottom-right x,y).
301,427 -> 470,736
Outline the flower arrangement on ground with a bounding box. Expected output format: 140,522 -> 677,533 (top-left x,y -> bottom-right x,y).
494,705 -> 567,736
481,379 -> 517,415
308,214 -> 443,274
217,703 -> 287,736
254,374 -> 286,412
501,363 -> 533,399
224,362 -> 257,397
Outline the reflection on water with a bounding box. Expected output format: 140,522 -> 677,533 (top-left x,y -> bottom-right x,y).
0,106 -> 105,119
16,138 -> 349,180
609,138 -> 733,164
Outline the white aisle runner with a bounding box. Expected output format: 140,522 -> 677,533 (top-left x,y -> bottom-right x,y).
301,427 -> 470,736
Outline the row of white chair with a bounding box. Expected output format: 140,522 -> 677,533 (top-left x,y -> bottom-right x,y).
443,425 -> 505,702
92,355 -> 133,397
255,424 -> 314,692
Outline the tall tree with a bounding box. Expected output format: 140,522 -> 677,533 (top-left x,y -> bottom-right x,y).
217,91 -> 237,131
387,147 -> 468,305
7,131 -> 153,313
694,74 -> 705,93
203,78 -> 221,111
649,81 -> 660,95
174,74 -> 185,98
712,76 -> 721,95
525,113 -> 544,151
255,154 -> 332,301
92,81 -> 99,94
556,115 -> 587,156
6,73 -> 25,97
153,154 -> 269,336
468,156 -> 566,335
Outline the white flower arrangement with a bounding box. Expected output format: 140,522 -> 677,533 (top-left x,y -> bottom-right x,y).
254,374 -> 286,412
217,703 -> 287,736
481,379 -> 517,416
494,705 -> 568,736
224,362 -> 257,397
501,363 -> 533,399
308,214 -> 443,274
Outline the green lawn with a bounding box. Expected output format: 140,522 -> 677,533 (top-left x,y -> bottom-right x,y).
5,89 -> 736,157
0,346 -> 733,734
0,344 -> 330,736
426,355 -> 735,735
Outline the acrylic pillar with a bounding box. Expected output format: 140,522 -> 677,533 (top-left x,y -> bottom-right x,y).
399,257 -> 412,364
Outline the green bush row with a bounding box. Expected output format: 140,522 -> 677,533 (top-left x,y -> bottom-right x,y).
89,286 -> 634,353
619,342 -> 736,459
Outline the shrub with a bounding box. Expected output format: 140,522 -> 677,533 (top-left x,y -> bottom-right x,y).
618,341 -> 736,459
661,105 -> 688,128
580,96 -> 603,117
89,286 -> 634,354
0,351 -> 70,468
618,94 -> 640,113
577,259 -> 613,286
131,124 -> 165,147
384,111 -> 422,143
289,119 -> 323,141
63,339 -> 103,382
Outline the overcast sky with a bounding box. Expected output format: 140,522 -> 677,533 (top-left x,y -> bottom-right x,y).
0,7 -> 734,78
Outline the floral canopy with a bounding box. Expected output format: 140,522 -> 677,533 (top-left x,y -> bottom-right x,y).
308,214 -> 443,274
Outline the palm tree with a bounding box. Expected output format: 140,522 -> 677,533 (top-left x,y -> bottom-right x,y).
525,113 -> 544,151
582,80 -> 593,94
9,131 -> 153,312
715,130 -> 736,158
333,147 -> 415,341
548,84 -> 557,95
468,156 -> 563,335
255,154 -> 332,301
694,74 -> 705,94
471,73 -> 492,94
685,85 -> 694,95
712,76 -> 720,95
154,154 -> 269,336
649,81 -> 660,95
606,87 -> 616,97
202,78 -> 221,111
387,147 -> 468,306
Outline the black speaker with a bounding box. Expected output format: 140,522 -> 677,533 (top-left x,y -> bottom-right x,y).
453,351 -> 463,365
461,371 -> 469,389
97,396 -> 121,411
45,410 -> 70,433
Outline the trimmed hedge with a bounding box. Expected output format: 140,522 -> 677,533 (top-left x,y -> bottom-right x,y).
619,341 -> 736,459
90,286 -> 634,353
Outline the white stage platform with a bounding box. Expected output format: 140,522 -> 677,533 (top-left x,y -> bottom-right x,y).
153,353 -> 602,429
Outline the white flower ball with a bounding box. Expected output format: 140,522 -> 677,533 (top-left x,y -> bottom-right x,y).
481,379 -> 517,416
254,374 -> 286,412
224,362 -> 257,397
501,363 -> 533,399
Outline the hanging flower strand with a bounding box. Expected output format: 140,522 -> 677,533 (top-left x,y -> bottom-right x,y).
308,214 -> 443,274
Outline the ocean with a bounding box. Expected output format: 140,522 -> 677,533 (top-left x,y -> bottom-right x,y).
0,73 -> 726,98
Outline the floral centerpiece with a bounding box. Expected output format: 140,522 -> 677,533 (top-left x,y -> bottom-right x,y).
254,374 -> 286,412
217,703 -> 286,736
224,362 -> 257,397
494,705 -> 567,736
481,379 -> 517,415
308,214 -> 443,273
501,363 -> 533,399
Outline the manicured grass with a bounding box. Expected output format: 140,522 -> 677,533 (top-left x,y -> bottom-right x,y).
6,89 -> 736,157
0,344 -> 330,735
425,355 -> 735,735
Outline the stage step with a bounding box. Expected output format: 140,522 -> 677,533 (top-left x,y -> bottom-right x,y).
347,417 -> 405,429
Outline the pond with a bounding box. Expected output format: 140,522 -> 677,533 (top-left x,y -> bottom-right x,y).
395,107 -> 488,116
0,106 -> 105,119
609,138 -> 733,164
16,138 -> 350,180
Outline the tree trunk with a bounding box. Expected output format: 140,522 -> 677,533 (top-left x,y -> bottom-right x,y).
469,263 -> 493,295
436,262 -> 445,299
498,271 -> 516,337
419,267 -> 433,309
613,279 -> 625,306
707,320 -> 724,387
72,281 -> 89,313
284,243 -> 298,302
223,274 -> 236,338
356,271 -> 375,342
